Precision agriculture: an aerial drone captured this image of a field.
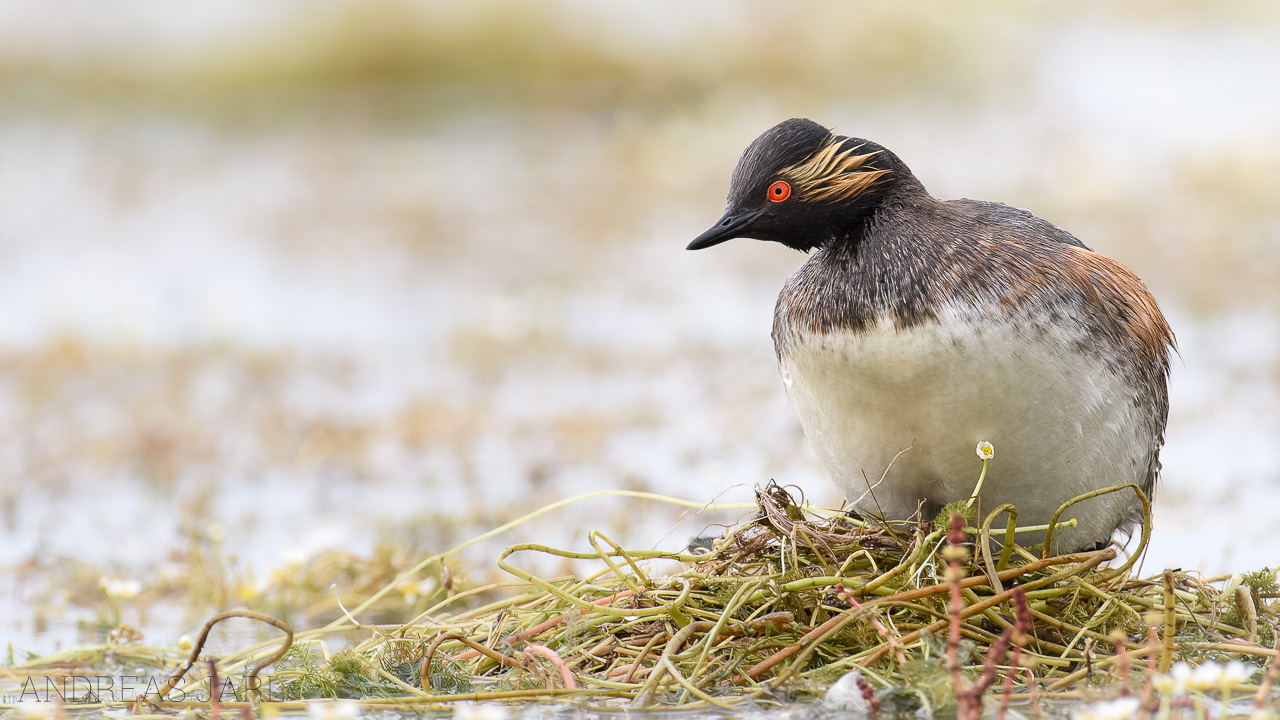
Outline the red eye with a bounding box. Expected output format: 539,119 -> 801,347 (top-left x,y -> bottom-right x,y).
767,180 -> 791,203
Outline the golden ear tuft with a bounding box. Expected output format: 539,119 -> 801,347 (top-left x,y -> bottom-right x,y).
780,140 -> 890,202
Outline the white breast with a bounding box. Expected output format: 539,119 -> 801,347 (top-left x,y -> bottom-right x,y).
777,304 -> 1149,551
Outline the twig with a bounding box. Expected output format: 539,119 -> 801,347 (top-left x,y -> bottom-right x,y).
1043,483 -> 1150,581
621,632 -> 669,684
525,644 -> 576,690
1160,570 -> 1176,673
208,658 -> 222,720
1046,646 -> 1158,691
421,632 -> 523,691
835,583 -> 906,665
860,548 -> 1115,668
636,613 -> 796,704
839,547 -> 1116,602
454,590 -> 635,661
147,610 -> 293,706
324,489 -> 750,631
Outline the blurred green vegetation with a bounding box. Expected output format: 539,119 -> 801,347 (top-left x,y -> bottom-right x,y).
0,1 -> 1137,119
1,0 -> 1276,131
2,2 -> 999,114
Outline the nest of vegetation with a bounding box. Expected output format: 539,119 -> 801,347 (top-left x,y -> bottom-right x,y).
6,483 -> 1280,718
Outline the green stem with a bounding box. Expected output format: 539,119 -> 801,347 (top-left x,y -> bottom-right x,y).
965,458 -> 989,510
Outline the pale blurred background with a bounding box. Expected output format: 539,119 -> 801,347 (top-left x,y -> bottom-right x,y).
1,1 -> 1278,654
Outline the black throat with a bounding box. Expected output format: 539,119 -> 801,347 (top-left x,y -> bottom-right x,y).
814,171 -> 931,254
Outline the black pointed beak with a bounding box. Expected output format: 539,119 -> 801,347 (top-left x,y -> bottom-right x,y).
687,209 -> 763,250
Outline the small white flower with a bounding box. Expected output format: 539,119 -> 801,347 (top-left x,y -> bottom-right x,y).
100,577 -> 142,599
1073,697 -> 1139,720
399,578 -> 437,605
176,634 -> 194,651
156,562 -> 187,583
454,704 -> 512,720
976,441 -> 995,460
1220,660 -> 1249,687
305,700 -> 361,720
1151,671 -> 1184,696
1186,661 -> 1224,691
13,702 -> 51,719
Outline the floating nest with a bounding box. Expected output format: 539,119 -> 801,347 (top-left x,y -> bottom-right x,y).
4,483 -> 1279,717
